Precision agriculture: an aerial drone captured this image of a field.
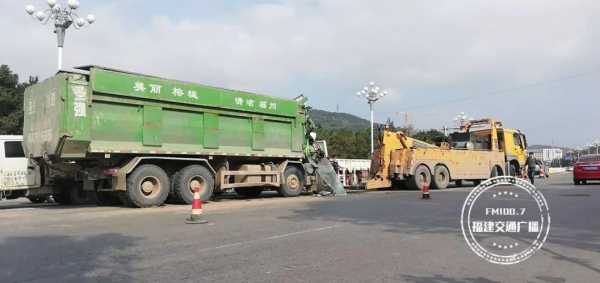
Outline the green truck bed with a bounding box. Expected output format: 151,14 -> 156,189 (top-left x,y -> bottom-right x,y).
23,66 -> 306,160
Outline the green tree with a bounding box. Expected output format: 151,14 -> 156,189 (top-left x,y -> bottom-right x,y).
412,129 -> 447,144
315,126 -> 377,159
0,65 -> 37,135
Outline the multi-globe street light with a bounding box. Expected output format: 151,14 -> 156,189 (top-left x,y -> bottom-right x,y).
25,0 -> 95,70
453,112 -> 472,128
356,82 -> 389,154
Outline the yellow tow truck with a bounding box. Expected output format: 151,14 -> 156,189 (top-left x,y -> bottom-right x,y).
367,119 -> 527,190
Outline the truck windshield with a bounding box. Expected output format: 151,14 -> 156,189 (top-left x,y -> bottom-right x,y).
513,133 -> 523,149
4,141 -> 25,158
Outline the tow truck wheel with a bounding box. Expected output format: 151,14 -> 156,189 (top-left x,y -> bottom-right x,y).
408,165 -> 431,191
509,163 -> 518,177
432,166 -> 450,190
172,165 -> 214,204
278,166 -> 304,197
124,164 -> 170,208
491,166 -> 503,177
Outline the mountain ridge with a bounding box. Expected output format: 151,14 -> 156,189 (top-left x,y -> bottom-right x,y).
310,109 -> 371,130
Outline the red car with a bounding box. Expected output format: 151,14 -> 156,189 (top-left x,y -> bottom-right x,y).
573,154 -> 600,185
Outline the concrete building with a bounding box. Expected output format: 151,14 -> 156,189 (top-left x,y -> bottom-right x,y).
530,148 -> 563,163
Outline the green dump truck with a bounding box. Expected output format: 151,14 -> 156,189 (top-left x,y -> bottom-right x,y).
23,66 -> 344,207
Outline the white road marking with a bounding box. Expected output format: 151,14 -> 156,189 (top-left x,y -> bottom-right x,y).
136,224 -> 342,269
197,224 -> 341,253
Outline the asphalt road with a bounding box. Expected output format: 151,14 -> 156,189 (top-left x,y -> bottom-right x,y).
0,173 -> 598,282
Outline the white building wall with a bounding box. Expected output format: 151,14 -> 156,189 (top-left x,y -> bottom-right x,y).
530,148 -> 563,162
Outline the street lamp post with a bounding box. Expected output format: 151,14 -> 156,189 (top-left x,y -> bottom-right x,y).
25,0 -> 95,70
356,82 -> 389,154
453,112 -> 471,128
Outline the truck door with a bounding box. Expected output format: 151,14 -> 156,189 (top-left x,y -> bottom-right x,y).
512,133 -> 526,163
0,139 -> 40,191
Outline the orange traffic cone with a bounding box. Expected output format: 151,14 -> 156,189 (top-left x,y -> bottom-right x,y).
422,176 -> 431,199
185,186 -> 209,224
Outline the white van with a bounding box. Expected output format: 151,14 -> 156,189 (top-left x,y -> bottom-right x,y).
0,135 -> 43,202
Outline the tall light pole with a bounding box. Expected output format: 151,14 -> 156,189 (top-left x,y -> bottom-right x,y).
25,0 -> 95,70
453,112 -> 471,128
356,82 -> 389,154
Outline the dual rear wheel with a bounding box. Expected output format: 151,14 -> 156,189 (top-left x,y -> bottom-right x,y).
408,165 -> 450,190
121,164 -> 304,207
122,164 -> 215,207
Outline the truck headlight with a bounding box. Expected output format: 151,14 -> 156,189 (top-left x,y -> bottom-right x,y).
309,132 -> 317,140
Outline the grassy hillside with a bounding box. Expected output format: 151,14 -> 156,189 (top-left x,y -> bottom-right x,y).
310,109 -> 370,130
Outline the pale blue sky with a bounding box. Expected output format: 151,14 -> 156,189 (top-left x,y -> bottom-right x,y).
2,0 -> 599,147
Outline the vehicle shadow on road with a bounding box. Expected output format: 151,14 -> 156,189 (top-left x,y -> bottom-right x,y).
279,191 -> 463,236
0,233 -> 141,283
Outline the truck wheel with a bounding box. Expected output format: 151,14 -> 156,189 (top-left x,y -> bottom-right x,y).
124,164 -> 170,208
173,165 -> 214,204
432,166 -> 450,190
235,188 -> 263,197
408,165 -> 431,191
278,166 -> 305,197
509,163 -> 518,176
491,166 -> 502,177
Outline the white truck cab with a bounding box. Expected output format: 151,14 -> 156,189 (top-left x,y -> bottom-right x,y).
0,135 -> 42,202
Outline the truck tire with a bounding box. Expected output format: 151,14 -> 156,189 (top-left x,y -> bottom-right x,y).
172,165 -> 214,204
124,164 -> 170,208
432,166 -> 450,190
235,188 -> 263,197
278,166 -> 304,197
407,165 -> 431,191
491,166 -> 502,177
509,163 -> 518,177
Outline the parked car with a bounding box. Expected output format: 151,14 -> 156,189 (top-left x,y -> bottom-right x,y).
573,154 -> 600,185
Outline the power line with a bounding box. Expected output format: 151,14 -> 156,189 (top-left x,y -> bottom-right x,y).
396,67 -> 600,111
